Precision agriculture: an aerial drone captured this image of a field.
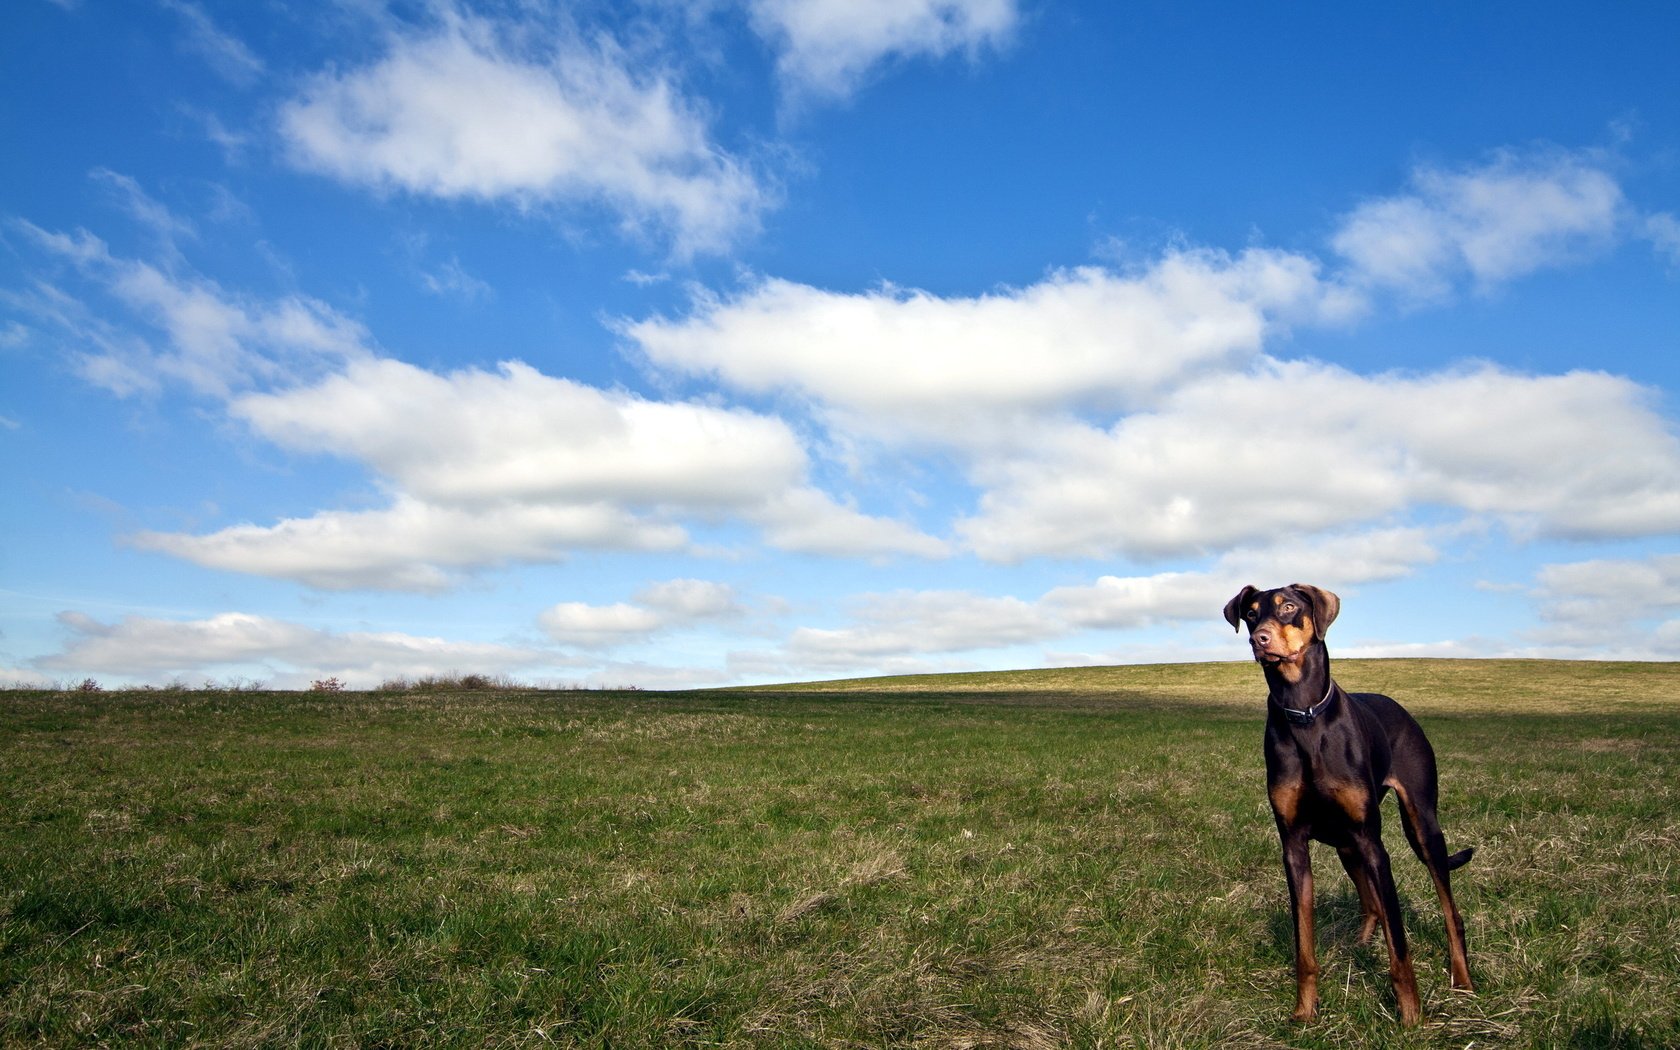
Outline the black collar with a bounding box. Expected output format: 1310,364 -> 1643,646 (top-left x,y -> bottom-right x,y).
1272,680 -> 1336,726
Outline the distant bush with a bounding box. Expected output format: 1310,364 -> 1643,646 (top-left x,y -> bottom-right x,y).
309,676 -> 346,693
374,673 -> 527,693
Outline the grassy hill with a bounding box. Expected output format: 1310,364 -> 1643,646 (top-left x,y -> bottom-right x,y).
747,657 -> 1680,713
3,660 -> 1677,1047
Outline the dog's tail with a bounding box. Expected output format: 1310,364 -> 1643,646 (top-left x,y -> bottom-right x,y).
1447,847 -> 1474,870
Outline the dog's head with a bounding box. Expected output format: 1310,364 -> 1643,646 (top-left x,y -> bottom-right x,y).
1223,583 -> 1340,667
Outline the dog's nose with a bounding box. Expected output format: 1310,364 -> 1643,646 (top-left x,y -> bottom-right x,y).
1254,629 -> 1271,647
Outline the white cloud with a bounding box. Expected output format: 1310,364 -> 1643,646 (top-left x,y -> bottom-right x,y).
724,519 -> 1453,679
957,360 -> 1680,561
233,358 -> 809,508
635,578 -> 744,619
625,248 -> 1341,438
197,109 -> 253,161
1522,553 -> 1680,658
1042,571 -> 1226,631
736,522 -> 1449,678
19,224 -> 369,398
0,667 -> 55,688
47,526 -> 1544,690
571,658 -> 738,691
782,589 -> 1059,668
1534,552 -> 1680,623
1335,639 -> 1493,660
136,357 -> 942,588
754,487 -> 951,559
133,496 -> 689,592
1044,527 -> 1440,630
278,13 -> 768,255
747,0 -> 1018,99
1646,212 -> 1680,268
15,218 -> 945,587
420,256 -> 493,302
15,221 -> 110,267
106,263 -> 371,396
35,610 -> 554,688
90,168 -> 196,251
619,149 -> 1674,567
538,578 -> 745,648
1215,526 -> 1443,590
539,601 -> 667,647
28,136 -> 1676,619
1332,148 -> 1626,297
160,0 -> 265,86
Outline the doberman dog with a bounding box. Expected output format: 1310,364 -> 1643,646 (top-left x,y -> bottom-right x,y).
1223,583 -> 1473,1026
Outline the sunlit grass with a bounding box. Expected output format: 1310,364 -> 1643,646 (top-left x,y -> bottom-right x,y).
758,658 -> 1680,713
2,661 -> 1677,1047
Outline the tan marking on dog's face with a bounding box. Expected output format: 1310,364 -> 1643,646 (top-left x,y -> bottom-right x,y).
1244,589 -> 1318,670
1279,618 -> 1315,653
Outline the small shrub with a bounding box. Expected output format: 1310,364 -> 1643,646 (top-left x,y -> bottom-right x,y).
309,676 -> 345,693
76,677 -> 103,693
380,673 -> 527,693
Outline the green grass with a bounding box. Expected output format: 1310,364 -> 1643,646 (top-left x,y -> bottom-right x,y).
2,661 -> 1677,1047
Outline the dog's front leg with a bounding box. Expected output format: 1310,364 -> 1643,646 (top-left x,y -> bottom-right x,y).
1280,830 -> 1318,1022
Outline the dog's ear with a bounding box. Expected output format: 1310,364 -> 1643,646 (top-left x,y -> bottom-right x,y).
1223,585 -> 1260,631
1289,584 -> 1340,639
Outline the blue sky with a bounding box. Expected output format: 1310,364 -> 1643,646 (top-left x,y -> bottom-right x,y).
4,1 -> 1679,688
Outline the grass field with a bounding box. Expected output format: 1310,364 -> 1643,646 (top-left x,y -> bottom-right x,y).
3,660 -> 1677,1048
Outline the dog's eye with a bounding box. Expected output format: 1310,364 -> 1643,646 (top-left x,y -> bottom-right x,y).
1281,602 -> 1297,614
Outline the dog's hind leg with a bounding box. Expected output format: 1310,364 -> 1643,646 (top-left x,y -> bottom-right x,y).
1389,777 -> 1474,991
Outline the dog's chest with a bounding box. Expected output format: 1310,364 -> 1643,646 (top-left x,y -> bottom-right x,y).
1269,731 -> 1385,831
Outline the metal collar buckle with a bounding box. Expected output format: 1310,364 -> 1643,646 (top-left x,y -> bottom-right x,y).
1275,681 -> 1336,726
